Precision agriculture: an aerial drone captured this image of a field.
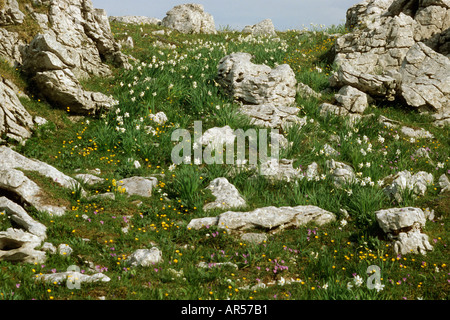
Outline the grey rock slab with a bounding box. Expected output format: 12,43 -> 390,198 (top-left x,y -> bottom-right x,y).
126,247 -> 163,267
0,196 -> 47,239
0,228 -> 46,263
116,176 -> 158,198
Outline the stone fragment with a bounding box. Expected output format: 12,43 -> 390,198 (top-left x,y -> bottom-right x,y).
326,159 -> 355,187
36,271 -> 110,284
116,176 -> 158,198
126,247 -> 163,267
203,177 -> 246,211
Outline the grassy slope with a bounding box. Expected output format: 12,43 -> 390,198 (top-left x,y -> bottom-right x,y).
0,21 -> 449,301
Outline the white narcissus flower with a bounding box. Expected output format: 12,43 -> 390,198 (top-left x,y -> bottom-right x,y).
354,275 -> 363,287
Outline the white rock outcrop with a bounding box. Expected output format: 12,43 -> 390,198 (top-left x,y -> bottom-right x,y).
125,247 -> 163,267
375,207 -> 433,255
161,4 -> 216,34
217,52 -> 297,106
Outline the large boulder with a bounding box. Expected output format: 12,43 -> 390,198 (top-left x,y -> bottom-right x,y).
217,52 -> 297,106
331,0 -> 450,114
161,4 -> 216,34
375,207 -> 433,255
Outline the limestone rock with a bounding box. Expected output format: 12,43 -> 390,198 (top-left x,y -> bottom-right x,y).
239,104 -> 306,130
431,110 -> 450,127
0,169 -> 66,216
32,68 -> 118,115
400,126 -> 434,139
375,207 -> 427,233
198,125 -> 236,149
126,247 -> 163,267
0,228 -> 46,263
398,42 -> 450,113
109,16 -> 161,25
0,28 -> 25,65
0,146 -> 83,192
0,0 -> 25,26
345,0 -> 395,30
203,177 -> 246,211
326,159 -> 355,187
438,174 -> 450,193
334,85 -> 369,114
375,207 -> 433,255
117,176 -> 158,198
332,0 -> 450,113
217,52 -> 297,106
0,196 -> 46,239
381,170 -> 434,201
259,158 -> 302,182
58,243 -> 73,256
240,233 -> 267,244
188,205 -> 335,233
0,77 -> 34,142
297,82 -> 322,99
161,3 -> 216,34
36,271 -> 110,284
74,173 -> 104,186
187,217 -> 219,230
242,19 -> 277,37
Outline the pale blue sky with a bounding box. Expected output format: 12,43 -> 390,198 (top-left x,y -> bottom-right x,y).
91,0 -> 361,30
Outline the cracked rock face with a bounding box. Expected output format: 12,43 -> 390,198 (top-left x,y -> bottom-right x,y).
217,52 -> 297,106
0,77 -> 34,142
16,0 -> 129,116
331,0 -> 450,113
399,42 -> 450,112
0,0 -> 25,26
161,3 -> 216,34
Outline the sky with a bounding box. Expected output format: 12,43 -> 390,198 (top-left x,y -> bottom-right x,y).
91,0 -> 362,31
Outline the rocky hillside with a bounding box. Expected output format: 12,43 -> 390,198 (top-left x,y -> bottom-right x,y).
0,0 -> 448,301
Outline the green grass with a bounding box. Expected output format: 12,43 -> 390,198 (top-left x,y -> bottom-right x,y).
0,21 -> 449,301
